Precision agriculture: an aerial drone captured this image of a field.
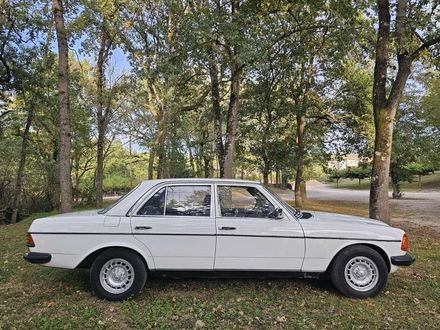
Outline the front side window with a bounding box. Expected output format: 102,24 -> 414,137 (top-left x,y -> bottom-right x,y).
165,185 -> 211,216
218,186 -> 276,218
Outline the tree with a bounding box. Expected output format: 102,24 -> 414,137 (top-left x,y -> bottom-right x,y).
80,1 -> 123,207
329,169 -> 346,188
346,166 -> 371,186
118,0 -> 208,179
279,1 -> 370,207
53,0 -> 73,212
369,0 -> 440,222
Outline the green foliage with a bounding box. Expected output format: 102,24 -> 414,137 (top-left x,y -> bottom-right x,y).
328,166 -> 371,187
345,166 -> 371,183
391,73 -> 440,194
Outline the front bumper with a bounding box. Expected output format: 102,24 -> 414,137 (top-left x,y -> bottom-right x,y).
391,253 -> 415,266
23,252 -> 52,264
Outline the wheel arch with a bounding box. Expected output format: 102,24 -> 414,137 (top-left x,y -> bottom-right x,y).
326,243 -> 391,273
75,244 -> 154,270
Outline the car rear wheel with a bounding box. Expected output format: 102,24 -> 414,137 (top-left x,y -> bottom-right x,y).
330,245 -> 388,298
90,248 -> 147,301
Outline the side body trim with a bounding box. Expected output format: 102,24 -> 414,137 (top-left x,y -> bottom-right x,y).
28,231 -> 400,242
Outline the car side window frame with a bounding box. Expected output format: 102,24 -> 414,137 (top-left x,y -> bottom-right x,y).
132,183 -> 214,218
214,184 -> 288,220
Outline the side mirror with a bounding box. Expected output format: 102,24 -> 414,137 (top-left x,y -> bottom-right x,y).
275,208 -> 283,219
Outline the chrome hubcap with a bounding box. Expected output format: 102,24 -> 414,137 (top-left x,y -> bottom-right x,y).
344,256 -> 379,292
100,258 -> 134,294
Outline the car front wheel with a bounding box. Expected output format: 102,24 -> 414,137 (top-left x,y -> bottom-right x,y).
90,248 -> 147,301
330,245 -> 388,298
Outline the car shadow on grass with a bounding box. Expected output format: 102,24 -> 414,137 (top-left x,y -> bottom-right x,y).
50,268 -> 340,300
142,274 -> 340,298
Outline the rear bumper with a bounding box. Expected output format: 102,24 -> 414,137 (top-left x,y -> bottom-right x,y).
23,252 -> 52,264
391,253 -> 415,266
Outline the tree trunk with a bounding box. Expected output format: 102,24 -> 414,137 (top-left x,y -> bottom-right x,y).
53,0 -> 73,213
95,24 -> 111,208
282,173 -> 289,188
47,144 -> 60,210
148,148 -> 155,180
156,112 -> 167,179
10,107 -> 34,223
369,0 -> 413,223
95,120 -> 105,207
392,181 -> 401,199
369,110 -> 394,221
72,153 -> 80,202
203,157 -> 211,178
208,46 -> 225,178
223,0 -> 240,179
223,61 -> 240,179
300,180 -> 307,201
186,139 -> 196,176
294,112 -> 306,208
263,168 -> 269,185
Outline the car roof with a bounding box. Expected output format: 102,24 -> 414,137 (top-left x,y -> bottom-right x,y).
140,178 -> 260,185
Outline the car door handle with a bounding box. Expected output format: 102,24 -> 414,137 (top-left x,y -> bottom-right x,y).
135,226 -> 152,230
218,226 -> 236,230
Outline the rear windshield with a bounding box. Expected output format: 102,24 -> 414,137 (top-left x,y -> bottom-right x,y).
98,184 -> 141,214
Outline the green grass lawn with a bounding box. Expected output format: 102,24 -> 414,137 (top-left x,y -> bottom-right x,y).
1,204 -> 439,329
328,172 -> 440,191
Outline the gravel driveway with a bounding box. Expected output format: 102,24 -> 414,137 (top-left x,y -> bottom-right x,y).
278,182 -> 440,230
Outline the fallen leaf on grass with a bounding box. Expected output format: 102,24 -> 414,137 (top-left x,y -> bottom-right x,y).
276,315 -> 287,323
195,319 -> 205,328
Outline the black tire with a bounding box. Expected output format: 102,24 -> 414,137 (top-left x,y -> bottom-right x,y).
90,248 -> 147,301
330,245 -> 388,298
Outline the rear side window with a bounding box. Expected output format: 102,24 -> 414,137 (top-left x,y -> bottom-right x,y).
218,186 -> 276,218
166,186 -> 211,216
137,185 -> 211,216
137,187 -> 166,215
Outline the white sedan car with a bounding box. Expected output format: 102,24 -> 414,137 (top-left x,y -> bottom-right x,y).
24,179 -> 414,300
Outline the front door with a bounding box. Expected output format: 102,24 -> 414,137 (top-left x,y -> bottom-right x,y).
214,185 -> 305,270
131,184 -> 215,270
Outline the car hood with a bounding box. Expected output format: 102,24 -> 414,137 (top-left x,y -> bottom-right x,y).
308,211 -> 389,227
299,211 -> 404,241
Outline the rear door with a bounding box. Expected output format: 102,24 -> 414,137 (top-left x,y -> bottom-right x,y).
214,184 -> 305,270
131,184 -> 215,270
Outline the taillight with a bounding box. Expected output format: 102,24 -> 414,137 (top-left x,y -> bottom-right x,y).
401,233 -> 408,251
26,233 -> 35,247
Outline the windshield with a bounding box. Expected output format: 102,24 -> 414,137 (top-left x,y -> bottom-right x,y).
263,186 -> 303,219
98,184 -> 141,214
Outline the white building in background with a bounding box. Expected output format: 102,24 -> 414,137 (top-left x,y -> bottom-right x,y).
327,154 -> 361,170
